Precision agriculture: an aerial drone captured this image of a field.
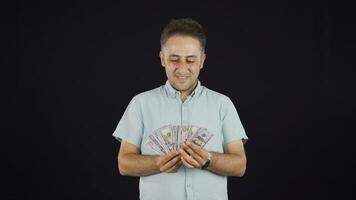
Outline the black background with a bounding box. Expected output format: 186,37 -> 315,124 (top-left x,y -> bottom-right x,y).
11,0 -> 355,199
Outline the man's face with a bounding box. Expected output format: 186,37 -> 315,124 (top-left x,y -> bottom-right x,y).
160,35 -> 206,94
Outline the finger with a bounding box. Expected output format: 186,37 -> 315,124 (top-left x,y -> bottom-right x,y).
186,142 -> 209,161
181,156 -> 195,169
179,149 -> 200,168
166,160 -> 182,173
161,154 -> 181,169
164,158 -> 182,173
160,151 -> 179,165
160,154 -> 181,172
182,143 -> 205,165
186,141 -> 205,156
185,155 -> 200,168
179,148 -> 190,158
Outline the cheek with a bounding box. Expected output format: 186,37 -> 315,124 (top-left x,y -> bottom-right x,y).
191,64 -> 202,72
165,65 -> 176,75
166,63 -> 179,71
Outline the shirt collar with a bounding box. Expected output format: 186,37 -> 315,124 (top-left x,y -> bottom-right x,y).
164,80 -> 203,99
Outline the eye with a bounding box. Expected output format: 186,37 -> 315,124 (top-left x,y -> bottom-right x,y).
170,59 -> 179,63
187,59 -> 196,63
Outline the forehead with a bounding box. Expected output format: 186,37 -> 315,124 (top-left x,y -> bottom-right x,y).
162,35 -> 202,57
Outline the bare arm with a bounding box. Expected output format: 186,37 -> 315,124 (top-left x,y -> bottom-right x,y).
118,140 -> 182,177
180,140 -> 247,176
208,140 -> 247,176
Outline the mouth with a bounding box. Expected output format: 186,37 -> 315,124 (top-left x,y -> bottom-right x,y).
176,75 -> 190,81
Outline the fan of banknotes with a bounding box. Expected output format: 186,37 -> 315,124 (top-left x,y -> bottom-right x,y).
145,125 -> 214,154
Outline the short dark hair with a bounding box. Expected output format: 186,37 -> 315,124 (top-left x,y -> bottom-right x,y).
160,18 -> 206,51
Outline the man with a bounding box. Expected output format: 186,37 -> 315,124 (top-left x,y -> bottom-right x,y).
113,18 -> 248,200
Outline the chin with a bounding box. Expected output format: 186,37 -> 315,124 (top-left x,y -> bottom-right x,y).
170,84 -> 185,91
174,80 -> 189,87
170,77 -> 194,90
173,85 -> 186,91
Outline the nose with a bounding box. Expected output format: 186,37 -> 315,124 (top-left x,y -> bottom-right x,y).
176,61 -> 190,74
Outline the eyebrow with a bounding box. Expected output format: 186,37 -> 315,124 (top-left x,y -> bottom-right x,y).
169,54 -> 198,58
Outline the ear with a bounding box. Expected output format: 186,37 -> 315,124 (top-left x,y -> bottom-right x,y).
200,53 -> 206,69
159,51 -> 165,67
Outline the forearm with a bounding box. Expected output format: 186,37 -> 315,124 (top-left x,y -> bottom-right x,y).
207,152 -> 246,176
118,153 -> 160,177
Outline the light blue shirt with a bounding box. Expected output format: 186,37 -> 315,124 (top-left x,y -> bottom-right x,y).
113,80 -> 248,200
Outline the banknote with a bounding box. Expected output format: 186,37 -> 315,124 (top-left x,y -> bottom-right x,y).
188,128 -> 213,148
180,125 -> 191,148
145,138 -> 165,154
146,125 -> 214,154
171,125 -> 179,150
147,134 -> 166,154
159,125 -> 175,151
152,129 -> 170,153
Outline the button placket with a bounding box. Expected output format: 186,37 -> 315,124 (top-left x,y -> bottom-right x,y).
181,103 -> 186,125
185,170 -> 194,200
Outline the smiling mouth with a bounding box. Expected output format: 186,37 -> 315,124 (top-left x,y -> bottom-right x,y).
176,75 -> 190,81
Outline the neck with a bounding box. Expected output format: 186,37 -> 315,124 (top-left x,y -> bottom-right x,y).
180,81 -> 198,102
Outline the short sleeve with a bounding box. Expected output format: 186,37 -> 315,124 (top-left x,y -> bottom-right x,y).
112,96 -> 143,148
221,97 -> 248,144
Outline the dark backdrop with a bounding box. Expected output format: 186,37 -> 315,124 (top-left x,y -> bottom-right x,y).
11,1 -> 355,200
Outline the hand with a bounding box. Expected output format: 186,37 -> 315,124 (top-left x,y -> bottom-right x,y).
155,151 -> 182,173
179,141 -> 210,169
